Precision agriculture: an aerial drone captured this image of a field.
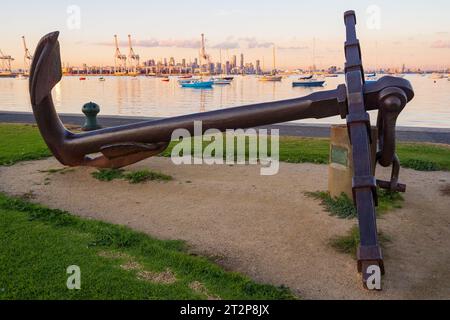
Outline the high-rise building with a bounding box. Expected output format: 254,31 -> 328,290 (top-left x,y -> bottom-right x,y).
240,53 -> 244,70
255,60 -> 261,74
182,58 -> 186,67
169,57 -> 175,66
231,55 -> 237,68
216,62 -> 222,74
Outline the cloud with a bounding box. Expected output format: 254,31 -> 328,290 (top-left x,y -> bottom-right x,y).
238,37 -> 273,48
278,45 -> 309,50
430,40 -> 450,48
211,41 -> 240,49
94,36 -> 303,51
95,39 -> 200,49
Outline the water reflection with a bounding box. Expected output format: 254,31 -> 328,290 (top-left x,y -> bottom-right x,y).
0,74 -> 449,128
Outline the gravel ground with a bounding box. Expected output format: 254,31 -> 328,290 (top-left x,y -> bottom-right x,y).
1,157 -> 449,299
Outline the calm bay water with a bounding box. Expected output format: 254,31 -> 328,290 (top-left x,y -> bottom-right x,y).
1,74 -> 449,128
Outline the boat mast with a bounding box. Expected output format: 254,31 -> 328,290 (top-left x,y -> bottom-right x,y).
312,37 -> 316,74
219,48 -> 222,75
273,45 -> 276,74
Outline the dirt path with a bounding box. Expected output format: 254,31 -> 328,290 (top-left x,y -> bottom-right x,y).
1,157 -> 449,299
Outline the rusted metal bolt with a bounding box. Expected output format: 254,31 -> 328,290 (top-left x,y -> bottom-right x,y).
81,102 -> 101,131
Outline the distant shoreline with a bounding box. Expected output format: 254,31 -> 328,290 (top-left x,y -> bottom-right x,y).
1,111 -> 449,144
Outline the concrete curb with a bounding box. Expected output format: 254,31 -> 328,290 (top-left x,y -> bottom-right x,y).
1,111 -> 449,144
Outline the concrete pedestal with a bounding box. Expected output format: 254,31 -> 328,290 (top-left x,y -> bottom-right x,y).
328,125 -> 378,199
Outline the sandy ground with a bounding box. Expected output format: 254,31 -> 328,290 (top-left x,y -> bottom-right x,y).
1,157 -> 449,299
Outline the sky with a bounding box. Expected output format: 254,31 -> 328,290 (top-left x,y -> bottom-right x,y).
1,0 -> 449,70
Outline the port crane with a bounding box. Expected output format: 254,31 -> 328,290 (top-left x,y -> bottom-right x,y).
127,35 -> 140,76
199,33 -> 210,74
22,36 -> 33,75
0,49 -> 14,74
113,35 -> 127,75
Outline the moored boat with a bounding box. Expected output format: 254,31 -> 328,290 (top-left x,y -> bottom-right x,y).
0,71 -> 16,78
430,73 -> 444,80
212,77 -> 232,85
15,74 -> 28,80
259,46 -> 282,82
180,79 -> 213,88
292,79 -> 325,87
259,75 -> 282,81
365,73 -> 379,83
292,74 -> 325,87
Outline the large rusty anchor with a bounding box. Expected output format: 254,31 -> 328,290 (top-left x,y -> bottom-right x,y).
29,11 -> 414,288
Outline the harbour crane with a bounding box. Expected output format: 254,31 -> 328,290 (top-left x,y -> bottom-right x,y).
22,36 -> 33,75
113,35 -> 127,75
199,33 -> 210,75
127,35 -> 140,76
0,49 -> 14,75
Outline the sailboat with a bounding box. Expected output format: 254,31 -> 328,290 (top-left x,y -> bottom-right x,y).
212,49 -> 233,84
364,72 -> 379,83
292,74 -> 325,87
259,46 -> 282,81
292,39 -> 325,87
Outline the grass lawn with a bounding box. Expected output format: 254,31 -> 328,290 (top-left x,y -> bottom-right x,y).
1,123 -> 448,171
0,193 -> 293,299
0,124 -> 51,165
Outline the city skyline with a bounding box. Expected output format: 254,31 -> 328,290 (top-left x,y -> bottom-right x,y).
1,0 -> 449,70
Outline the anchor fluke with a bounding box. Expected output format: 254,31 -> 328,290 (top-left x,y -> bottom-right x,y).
30,31 -> 62,106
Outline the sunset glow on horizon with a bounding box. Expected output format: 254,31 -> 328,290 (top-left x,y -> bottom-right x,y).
2,0 -> 449,70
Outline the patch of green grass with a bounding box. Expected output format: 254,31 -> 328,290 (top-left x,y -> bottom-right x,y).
305,189 -> 404,219
305,191 -> 356,219
161,136 -> 330,164
124,170 -> 173,184
397,143 -> 450,171
39,167 -> 75,175
400,159 -> 441,171
0,193 -> 294,300
377,189 -> 404,213
91,168 -> 172,183
91,168 -> 125,181
0,124 -> 51,165
1,124 -> 449,171
329,225 -> 391,257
